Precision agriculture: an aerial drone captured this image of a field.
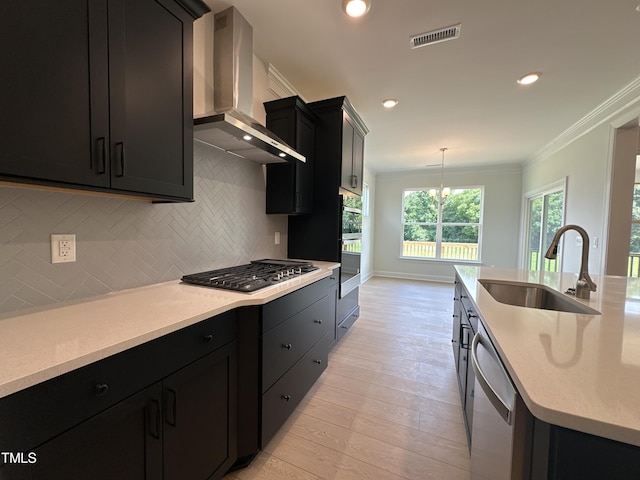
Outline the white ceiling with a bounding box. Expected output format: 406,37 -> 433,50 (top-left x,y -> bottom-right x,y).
204,0 -> 640,172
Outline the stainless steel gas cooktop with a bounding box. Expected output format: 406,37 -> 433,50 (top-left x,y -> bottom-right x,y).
181,259 -> 318,292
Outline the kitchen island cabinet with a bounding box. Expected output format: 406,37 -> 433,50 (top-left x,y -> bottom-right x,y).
452,278 -> 478,447
529,419 -> 640,479
0,0 -> 208,202
454,266 -> 640,478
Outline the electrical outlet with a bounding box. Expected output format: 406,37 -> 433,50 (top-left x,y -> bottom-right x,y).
51,234 -> 76,263
274,232 -> 281,245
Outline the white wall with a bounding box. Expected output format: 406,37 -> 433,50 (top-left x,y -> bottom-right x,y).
360,165 -> 376,282
373,165 -> 522,282
522,124 -> 613,276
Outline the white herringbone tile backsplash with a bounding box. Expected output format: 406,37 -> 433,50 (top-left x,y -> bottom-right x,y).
0,142 -> 287,315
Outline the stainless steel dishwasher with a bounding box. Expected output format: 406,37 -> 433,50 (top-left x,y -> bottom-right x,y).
470,320 -> 529,479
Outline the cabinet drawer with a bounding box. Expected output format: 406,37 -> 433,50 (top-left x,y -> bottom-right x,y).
327,268 -> 339,286
337,286 -> 358,325
262,294 -> 331,391
261,335 -> 328,447
155,310 -> 237,372
459,291 -> 478,333
262,275 -> 332,332
337,305 -> 359,342
0,310 -> 236,452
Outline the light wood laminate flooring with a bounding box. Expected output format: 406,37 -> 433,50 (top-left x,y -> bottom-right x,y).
224,277 -> 470,480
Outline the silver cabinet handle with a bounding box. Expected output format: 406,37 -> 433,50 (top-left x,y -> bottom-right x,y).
470,332 -> 515,425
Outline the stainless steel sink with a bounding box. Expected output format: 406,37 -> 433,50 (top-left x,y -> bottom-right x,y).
478,279 -> 601,315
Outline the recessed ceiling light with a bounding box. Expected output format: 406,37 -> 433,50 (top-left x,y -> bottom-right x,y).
517,72 -> 540,85
243,134 -> 252,141
278,152 -> 287,158
382,98 -> 398,108
342,0 -> 370,18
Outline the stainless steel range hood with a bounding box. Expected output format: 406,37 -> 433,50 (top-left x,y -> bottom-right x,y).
193,7 -> 305,164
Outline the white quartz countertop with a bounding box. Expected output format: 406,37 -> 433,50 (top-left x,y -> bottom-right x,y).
455,265 -> 640,447
0,261 -> 339,400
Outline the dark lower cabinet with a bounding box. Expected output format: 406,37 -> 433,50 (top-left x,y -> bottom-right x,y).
261,335 -> 328,446
234,275 -> 335,466
0,278 -> 338,478
1,384 -> 163,480
163,342 -> 237,480
336,286 -> 358,342
0,313 -> 237,480
260,280 -> 333,448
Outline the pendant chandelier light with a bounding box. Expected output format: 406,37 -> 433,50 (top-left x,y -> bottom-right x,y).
429,148 -> 451,200
342,0 -> 371,17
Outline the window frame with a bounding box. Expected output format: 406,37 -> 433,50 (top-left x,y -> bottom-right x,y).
400,185 -> 484,262
520,178 -> 566,271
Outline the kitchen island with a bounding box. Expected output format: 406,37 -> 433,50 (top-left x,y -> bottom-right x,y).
455,265 -> 640,477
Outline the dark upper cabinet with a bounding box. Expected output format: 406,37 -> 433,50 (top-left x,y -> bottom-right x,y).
308,96 -> 368,203
0,0 -> 208,202
287,96 -> 368,262
264,96 -> 317,214
340,113 -> 366,196
0,0 -> 109,189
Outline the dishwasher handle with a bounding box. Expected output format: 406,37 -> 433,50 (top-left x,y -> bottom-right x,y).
471,331 -> 515,425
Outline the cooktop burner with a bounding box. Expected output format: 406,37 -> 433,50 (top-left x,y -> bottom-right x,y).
181,259 -> 318,292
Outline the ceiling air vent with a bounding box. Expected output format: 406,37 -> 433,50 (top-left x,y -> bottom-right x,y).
410,23 -> 461,49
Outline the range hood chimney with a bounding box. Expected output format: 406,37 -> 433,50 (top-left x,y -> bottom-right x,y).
194,7 -> 305,164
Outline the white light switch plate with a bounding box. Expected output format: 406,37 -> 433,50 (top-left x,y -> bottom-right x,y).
51,234 -> 76,263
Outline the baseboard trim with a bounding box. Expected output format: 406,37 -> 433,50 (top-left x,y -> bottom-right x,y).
360,272 -> 374,284
372,270 -> 454,284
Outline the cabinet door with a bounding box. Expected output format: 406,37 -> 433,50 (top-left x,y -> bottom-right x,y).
163,342 -> 237,480
0,383 -> 163,480
341,114 -> 355,193
452,300 -> 462,371
351,128 -> 364,196
265,97 -> 315,215
0,0 -> 110,188
294,112 -> 315,213
108,0 -> 193,200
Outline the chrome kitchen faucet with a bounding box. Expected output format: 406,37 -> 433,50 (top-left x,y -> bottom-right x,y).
545,224 -> 597,299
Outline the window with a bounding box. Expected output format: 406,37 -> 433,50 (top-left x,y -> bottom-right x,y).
362,183 -> 370,217
523,180 -> 565,272
401,187 -> 483,260
629,183 -> 640,277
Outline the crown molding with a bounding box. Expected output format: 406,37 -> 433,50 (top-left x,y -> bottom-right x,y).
267,64 -> 305,101
376,163 -> 522,182
529,75 -> 640,165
